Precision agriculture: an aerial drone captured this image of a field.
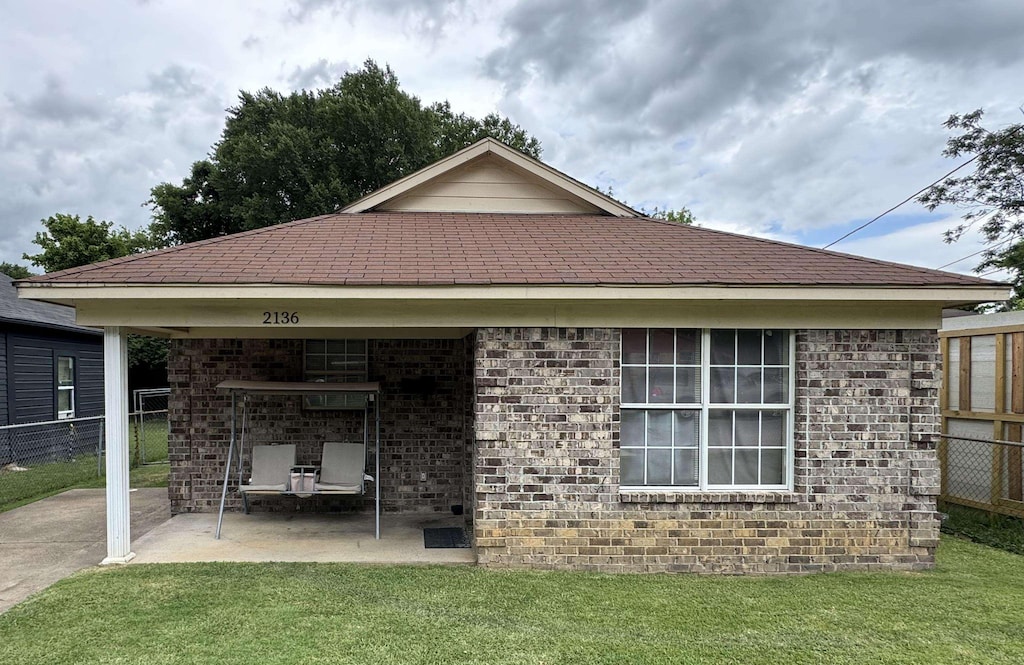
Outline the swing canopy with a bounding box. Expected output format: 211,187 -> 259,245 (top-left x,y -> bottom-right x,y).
216,379 -> 381,394
214,379 -> 382,540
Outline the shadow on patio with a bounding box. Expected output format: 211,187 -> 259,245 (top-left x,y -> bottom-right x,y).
130,512 -> 476,565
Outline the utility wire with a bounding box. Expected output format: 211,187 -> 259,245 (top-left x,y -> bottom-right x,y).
822,156 -> 979,249
933,217 -> 1008,270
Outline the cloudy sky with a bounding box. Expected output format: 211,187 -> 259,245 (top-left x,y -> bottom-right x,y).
3,0 -> 1024,279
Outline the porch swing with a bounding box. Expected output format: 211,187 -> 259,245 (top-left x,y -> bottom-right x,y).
213,379 -> 382,540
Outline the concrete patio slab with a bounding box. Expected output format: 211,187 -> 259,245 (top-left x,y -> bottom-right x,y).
0,487 -> 170,614
130,511 -> 477,565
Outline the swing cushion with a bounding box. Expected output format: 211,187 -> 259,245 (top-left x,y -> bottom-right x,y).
315,441 -> 366,493
241,444 -> 296,492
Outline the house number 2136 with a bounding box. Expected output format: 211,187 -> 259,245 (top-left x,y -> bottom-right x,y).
262,311 -> 300,325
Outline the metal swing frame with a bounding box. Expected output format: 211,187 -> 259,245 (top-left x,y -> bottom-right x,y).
213,380 -> 382,540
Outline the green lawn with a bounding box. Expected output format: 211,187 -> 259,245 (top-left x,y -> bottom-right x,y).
0,420 -> 169,512
0,537 -> 1022,665
0,458 -> 168,513
941,501 -> 1024,555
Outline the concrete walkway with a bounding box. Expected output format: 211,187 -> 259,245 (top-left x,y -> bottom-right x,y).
0,488 -> 169,614
132,511 -> 477,564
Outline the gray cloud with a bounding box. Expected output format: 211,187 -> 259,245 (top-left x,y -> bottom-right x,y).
489,0 -> 1024,140
6,75 -> 105,125
483,0 -> 1024,236
147,65 -> 207,98
287,0 -> 470,38
286,59 -> 351,90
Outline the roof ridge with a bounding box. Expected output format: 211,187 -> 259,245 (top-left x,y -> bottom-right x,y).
26,214 -> 340,283
640,216 -> 998,286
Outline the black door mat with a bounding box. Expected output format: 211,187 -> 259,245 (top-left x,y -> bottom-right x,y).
423,527 -> 471,549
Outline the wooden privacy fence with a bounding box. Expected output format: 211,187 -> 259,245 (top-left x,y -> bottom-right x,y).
940,311 -> 1024,518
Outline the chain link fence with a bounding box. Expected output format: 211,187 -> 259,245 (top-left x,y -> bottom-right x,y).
941,434 -> 1024,519
0,388 -> 169,509
0,416 -> 106,509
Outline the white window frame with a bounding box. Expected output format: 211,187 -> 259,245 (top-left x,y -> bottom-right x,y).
303,339 -> 369,410
619,328 -> 795,492
56,355 -> 76,420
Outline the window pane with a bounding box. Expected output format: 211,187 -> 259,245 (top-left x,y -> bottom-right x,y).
621,367 -> 646,404
306,340 -> 325,354
761,449 -> 785,484
710,329 -> 735,364
763,368 -> 788,403
621,410 -> 645,447
58,389 -> 73,412
675,368 -> 700,403
734,450 -> 759,484
650,329 -> 674,364
708,448 -> 732,484
737,329 -> 762,365
709,367 -> 734,403
57,357 -> 74,386
708,410 -> 732,447
305,354 -> 326,371
736,367 -> 762,403
673,411 -> 699,447
761,411 -> 785,447
647,410 -> 671,446
649,367 -> 673,403
622,329 -> 647,364
673,448 -> 699,486
647,449 -> 672,485
620,449 -> 645,485
676,330 -> 700,364
735,411 -> 760,446
347,339 -> 366,354
763,330 -> 786,365
327,340 -> 347,354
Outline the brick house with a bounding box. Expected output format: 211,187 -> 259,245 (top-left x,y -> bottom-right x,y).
18,139 -> 1007,572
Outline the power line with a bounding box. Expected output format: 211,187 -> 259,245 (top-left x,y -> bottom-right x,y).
822,156 -> 979,249
933,224 -> 1008,271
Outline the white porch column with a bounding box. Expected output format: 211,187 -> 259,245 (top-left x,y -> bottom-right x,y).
101,326 -> 135,564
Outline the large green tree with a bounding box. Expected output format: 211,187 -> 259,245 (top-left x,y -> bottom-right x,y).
148,60 -> 541,245
918,109 -> 1024,310
23,214 -> 154,273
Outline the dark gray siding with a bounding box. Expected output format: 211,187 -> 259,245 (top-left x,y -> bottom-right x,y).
10,338 -> 54,423
0,332 -> 7,426
5,327 -> 103,424
77,349 -> 104,416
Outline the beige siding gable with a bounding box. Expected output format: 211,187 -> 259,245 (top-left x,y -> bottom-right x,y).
342,137 -> 638,216
377,155 -> 603,214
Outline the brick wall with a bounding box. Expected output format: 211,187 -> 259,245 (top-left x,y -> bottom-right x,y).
473,328 -> 941,574
168,337 -> 473,514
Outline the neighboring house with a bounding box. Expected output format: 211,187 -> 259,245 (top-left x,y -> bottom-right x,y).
0,274 -> 103,426
1,273 -> 103,469
18,138 -> 1008,572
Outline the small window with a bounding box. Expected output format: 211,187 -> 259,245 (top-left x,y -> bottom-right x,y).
304,340 -> 368,410
57,355 -> 75,420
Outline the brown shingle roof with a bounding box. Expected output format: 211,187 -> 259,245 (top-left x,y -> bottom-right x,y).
25,213 -> 997,287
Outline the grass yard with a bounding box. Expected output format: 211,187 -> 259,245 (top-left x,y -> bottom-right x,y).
0,458 -> 168,513
941,501 -> 1024,555
0,537 -> 1022,665
0,419 -> 169,512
